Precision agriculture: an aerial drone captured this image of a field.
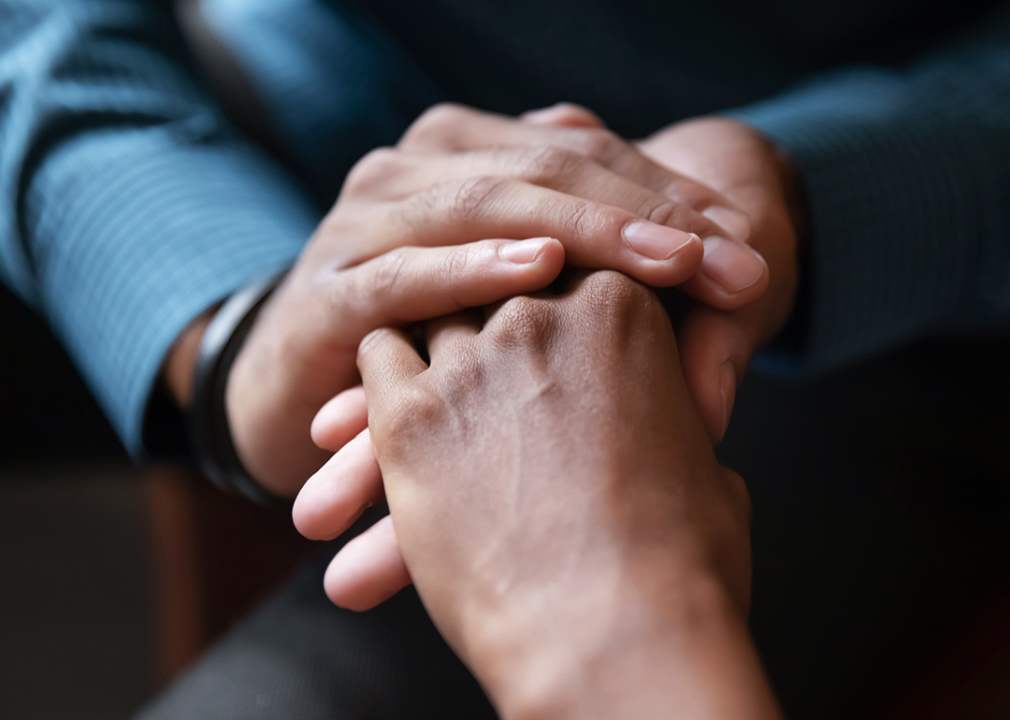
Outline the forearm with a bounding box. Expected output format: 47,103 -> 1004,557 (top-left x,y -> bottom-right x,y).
729,1 -> 1010,371
467,546 -> 779,720
0,0 -> 316,455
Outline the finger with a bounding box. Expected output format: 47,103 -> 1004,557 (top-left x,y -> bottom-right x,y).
382,151 -> 766,308
323,515 -> 412,611
425,310 -> 481,362
293,429 -> 384,541
311,385 -> 368,451
347,146 -> 710,217
348,148 -> 732,242
347,151 -> 764,308
357,327 -> 427,382
678,305 -> 766,443
683,237 -> 769,311
700,205 -> 752,243
520,102 -> 607,128
330,237 -> 565,343
401,105 -> 750,228
372,179 -> 703,288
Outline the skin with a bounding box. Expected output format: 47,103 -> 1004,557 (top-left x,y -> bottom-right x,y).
639,117 -> 802,441
163,103 -> 773,497
295,108 -> 803,610
333,270 -> 783,720
162,102 -> 801,714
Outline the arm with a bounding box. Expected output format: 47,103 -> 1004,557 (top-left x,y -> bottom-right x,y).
336,271 -> 781,719
223,104 -> 769,497
727,0 -> 1010,371
637,3 -> 1010,434
0,0 -> 316,456
0,2 -> 732,491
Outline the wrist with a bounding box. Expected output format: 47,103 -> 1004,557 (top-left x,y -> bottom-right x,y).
162,310 -> 215,408
224,277 -> 336,497
463,560 -> 773,720
186,270 -> 294,504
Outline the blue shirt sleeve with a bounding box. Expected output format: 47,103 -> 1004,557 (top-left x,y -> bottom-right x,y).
732,2 -> 1010,375
0,0 -> 320,457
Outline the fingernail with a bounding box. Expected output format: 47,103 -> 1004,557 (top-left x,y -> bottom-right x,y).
701,237 -> 766,294
500,237 -> 551,263
718,360 -> 736,441
702,207 -> 751,242
624,222 -> 698,261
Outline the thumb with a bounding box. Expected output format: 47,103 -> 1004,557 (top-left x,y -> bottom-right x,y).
678,306 -> 763,443
331,237 -> 565,344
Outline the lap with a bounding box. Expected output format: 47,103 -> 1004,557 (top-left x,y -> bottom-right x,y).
134,521 -> 497,720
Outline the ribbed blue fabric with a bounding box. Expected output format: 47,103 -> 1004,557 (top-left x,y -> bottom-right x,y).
200,0 -> 441,203
733,3 -> 1010,372
2,0 -> 1009,458
1,1 -> 317,455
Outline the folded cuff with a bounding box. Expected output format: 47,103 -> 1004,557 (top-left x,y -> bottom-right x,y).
27,130 -> 317,456
731,68 -> 1009,373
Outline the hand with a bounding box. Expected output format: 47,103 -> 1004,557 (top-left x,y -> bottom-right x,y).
295,269 -> 755,610
393,104 -> 786,441
399,103 -> 768,311
301,272 -> 778,719
224,104 -> 770,496
293,105 -> 777,607
639,117 -> 803,442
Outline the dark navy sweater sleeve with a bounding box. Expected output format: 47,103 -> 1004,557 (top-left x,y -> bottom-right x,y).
733,2 -> 1010,374
0,0 -> 318,456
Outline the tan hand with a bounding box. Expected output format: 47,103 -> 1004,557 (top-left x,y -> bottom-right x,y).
232,105 -> 769,496
294,107 -> 783,608
399,103 -> 768,309
305,272 -> 776,719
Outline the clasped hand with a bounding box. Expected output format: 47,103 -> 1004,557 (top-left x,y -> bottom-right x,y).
274,104 -> 800,613
229,103 -> 775,498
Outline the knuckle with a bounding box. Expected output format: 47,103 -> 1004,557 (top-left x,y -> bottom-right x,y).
562,198 -> 598,240
434,346 -> 486,408
384,386 -> 443,447
451,241 -> 482,277
634,198 -> 708,237
449,175 -> 507,223
656,174 -> 720,210
639,200 -> 685,228
676,183 -> 717,209
394,179 -> 460,235
395,184 -> 439,233
402,102 -> 470,146
514,145 -> 582,186
554,103 -> 602,126
489,295 -> 555,350
436,242 -> 480,291
342,146 -> 400,196
579,270 -> 655,320
422,102 -> 470,125
568,128 -> 624,164
367,247 -> 410,306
